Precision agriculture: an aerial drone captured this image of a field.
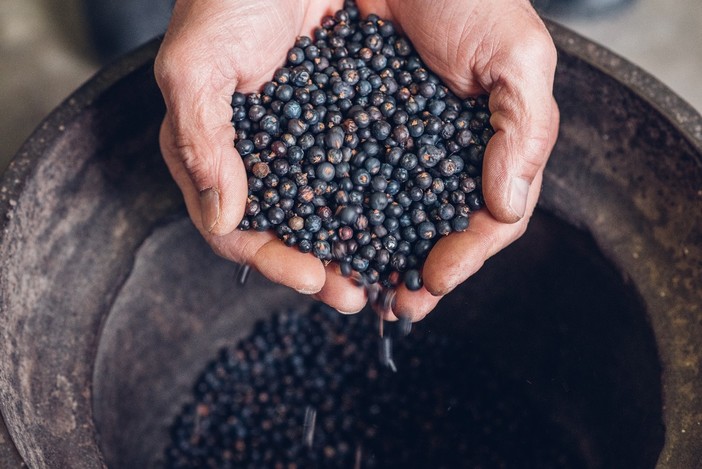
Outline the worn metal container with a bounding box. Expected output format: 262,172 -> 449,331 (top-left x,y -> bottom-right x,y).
0,22 -> 700,468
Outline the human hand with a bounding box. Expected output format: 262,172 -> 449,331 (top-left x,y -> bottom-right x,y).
155,0 -> 559,320
155,0 -> 373,309
344,0 -> 559,321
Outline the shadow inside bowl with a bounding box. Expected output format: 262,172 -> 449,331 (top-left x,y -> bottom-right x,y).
93,208 -> 664,468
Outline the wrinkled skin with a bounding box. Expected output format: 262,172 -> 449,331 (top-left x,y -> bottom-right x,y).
154,0 -> 559,321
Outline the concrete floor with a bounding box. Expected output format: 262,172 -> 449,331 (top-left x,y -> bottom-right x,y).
0,0 -> 97,170
552,0 -> 702,115
0,0 -> 701,171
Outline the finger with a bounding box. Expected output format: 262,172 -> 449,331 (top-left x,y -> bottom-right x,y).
472,5 -> 558,223
392,284 -> 441,322
482,62 -> 558,223
422,170 -> 543,297
422,99 -> 557,297
207,228 -> 327,295
380,0 -> 557,224
155,43 -> 246,236
312,264 -> 368,314
249,237 -> 327,294
159,118 -> 246,236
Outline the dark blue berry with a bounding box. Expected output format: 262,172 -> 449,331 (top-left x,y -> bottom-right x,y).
232,4 -> 492,287
371,120 -> 392,140
351,168 -> 370,186
252,213 -> 270,231
467,192 -> 483,211
313,240 -> 331,259
236,139 -> 254,156
437,220 -> 452,236
418,145 -> 445,168
324,126 -> 344,149
368,209 -> 385,226
338,206 -> 358,225
316,162 -> 336,182
408,118 -> 424,137
368,192 -> 389,210
370,175 -> 388,192
267,207 -> 285,225
404,269 -> 423,290
401,226 -> 418,242
415,172 -> 432,190
390,252 -> 408,271
305,215 -> 322,232
400,153 -> 418,171
418,221 -> 436,240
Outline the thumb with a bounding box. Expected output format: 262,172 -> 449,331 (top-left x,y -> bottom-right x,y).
155,56 -> 245,236
480,33 -> 559,223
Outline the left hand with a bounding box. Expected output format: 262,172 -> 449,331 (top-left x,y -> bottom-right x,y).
312,0 -> 560,320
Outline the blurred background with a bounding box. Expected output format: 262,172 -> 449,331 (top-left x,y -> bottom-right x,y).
1,0 -> 700,171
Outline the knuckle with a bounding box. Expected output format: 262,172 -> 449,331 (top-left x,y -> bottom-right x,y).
155,43 -> 204,94
208,232 -> 249,262
514,217 -> 530,240
154,47 -> 181,90
207,236 -> 230,259
511,29 -> 556,67
522,131 -> 552,169
172,132 -> 212,189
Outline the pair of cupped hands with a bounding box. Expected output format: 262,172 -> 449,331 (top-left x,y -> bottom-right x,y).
154,0 -> 559,321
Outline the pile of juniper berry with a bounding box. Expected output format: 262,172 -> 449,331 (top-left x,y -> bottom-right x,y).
234,0 -> 492,291
164,304 -> 586,468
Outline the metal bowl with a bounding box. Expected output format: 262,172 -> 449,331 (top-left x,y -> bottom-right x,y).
0,22 -> 700,468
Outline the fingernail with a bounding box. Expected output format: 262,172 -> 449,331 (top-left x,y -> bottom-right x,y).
425,279 -> 453,297
199,188 -> 220,232
429,286 -> 451,297
295,286 -> 321,295
336,307 -> 363,315
508,177 -> 530,219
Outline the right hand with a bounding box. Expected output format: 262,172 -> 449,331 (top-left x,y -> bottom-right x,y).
154,0 -> 367,313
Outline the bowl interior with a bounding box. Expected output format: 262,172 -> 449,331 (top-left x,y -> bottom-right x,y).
92,209 -> 663,468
